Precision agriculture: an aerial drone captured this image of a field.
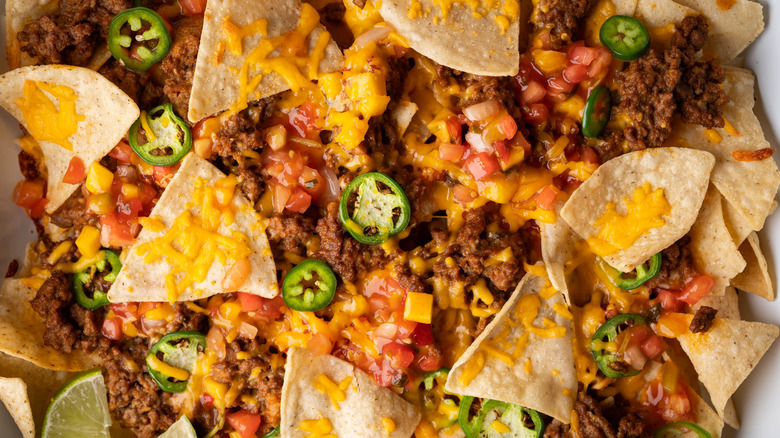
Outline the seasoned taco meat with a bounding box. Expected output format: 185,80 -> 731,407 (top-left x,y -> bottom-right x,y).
690,305 -> 718,334
98,59 -> 164,108
534,0 -> 594,50
17,0 -> 132,66
160,15 -> 203,120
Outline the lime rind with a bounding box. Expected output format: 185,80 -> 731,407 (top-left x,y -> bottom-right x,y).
42,369 -> 112,438
158,416 -> 197,438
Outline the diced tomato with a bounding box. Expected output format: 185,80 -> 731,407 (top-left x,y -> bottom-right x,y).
640,333 -> 666,360
411,323 -> 434,346
446,117 -> 463,143
63,157 -> 86,184
102,317 -> 124,341
534,185 -> 560,210
464,152 -> 499,181
13,179 -> 47,218
192,117 -> 213,138
178,0 -> 207,15
521,81 -> 546,105
307,332 -> 334,356
668,391 -> 691,416
498,115 -> 518,140
110,303 -> 139,321
396,318 -> 418,340
287,102 -> 318,138
369,359 -> 405,387
273,184 -> 292,213
580,147 -> 600,165
416,351 -> 444,372
383,342 -> 415,369
588,47 -> 613,78
226,410 -> 262,438
568,45 -> 599,66
238,293 -> 283,319
363,273 -> 403,299
438,142 -> 466,162
284,188 -> 312,213
547,75 -> 575,95
298,166 -> 324,199
562,63 -> 590,84
108,140 -> 135,163
452,184 -> 477,203
678,275 -> 714,305
153,164 -> 179,188
137,182 -> 159,216
201,394 -> 214,409
656,289 -> 684,312
524,103 -> 549,126
100,212 -> 138,248
494,140 -> 510,165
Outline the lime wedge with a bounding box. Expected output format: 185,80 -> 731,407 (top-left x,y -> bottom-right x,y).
41,369 -> 112,438
158,416 -> 197,438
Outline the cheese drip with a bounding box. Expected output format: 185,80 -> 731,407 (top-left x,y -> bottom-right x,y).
135,175 -> 252,303
15,80 -> 85,151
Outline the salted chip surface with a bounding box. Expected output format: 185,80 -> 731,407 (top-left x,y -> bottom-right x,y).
445,272 -> 576,422
378,0 -> 524,76
187,0 -> 342,122
280,347 -> 420,438
674,0 -> 764,64
688,186 -> 745,296
108,154 -> 278,303
560,147 -> 714,273
0,279 -> 101,371
677,316 -> 779,416
731,232 -> 774,301
675,67 -> 780,233
635,0 -> 694,27
0,65 -> 139,213
540,201 -> 580,304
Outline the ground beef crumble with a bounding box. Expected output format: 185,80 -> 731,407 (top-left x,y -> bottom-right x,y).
690,305 -> 718,333
160,15 -> 203,119
534,0 -> 594,50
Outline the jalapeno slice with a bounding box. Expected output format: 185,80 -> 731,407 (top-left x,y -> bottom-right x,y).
417,368 -> 459,430
338,172 -> 411,245
653,421 -> 712,438
459,396 -> 544,438
582,86 -> 612,138
282,259 -> 337,312
73,250 -> 122,310
609,252 -> 663,290
262,426 -> 280,438
146,331 -> 206,393
590,314 -> 647,378
599,15 -> 651,62
129,103 -> 192,166
108,7 -> 172,71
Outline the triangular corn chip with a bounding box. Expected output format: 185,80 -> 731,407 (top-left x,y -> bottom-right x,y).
673,0 -> 764,64
540,201 -> 581,304
695,286 -> 740,320
0,378 -> 34,438
561,147 -> 714,272
677,317 -> 779,414
0,65 -> 139,213
280,347 -> 420,438
636,0 -> 695,27
108,154 -> 278,303
688,186 -> 745,296
378,0 -> 526,76
188,0 -> 342,122
0,279 -> 100,371
674,67 -> 780,233
445,273 -> 577,422
731,232 -> 774,301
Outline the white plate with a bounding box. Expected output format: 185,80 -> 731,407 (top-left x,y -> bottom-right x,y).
0,1 -> 779,437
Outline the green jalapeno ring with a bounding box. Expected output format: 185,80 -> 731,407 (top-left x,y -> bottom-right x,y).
146,331 -> 207,393
613,253 -> 663,290
262,426 -> 281,438
599,15 -> 651,62
582,86 -> 612,138
419,368 -> 459,430
653,421 -> 712,438
282,259 -> 337,312
590,314 -> 647,379
338,172 -> 411,245
129,103 -> 193,167
458,396 -> 544,438
73,250 -> 122,310
108,7 -> 172,71
423,367 -> 450,391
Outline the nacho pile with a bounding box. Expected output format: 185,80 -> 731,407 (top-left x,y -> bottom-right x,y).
0,0 -> 777,437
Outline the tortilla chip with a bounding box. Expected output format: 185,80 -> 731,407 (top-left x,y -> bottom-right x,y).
0,279 -> 100,371
0,352 -> 71,438
635,0 -> 695,27
540,201 -> 580,304
378,0 -> 523,76
721,195 -> 752,247
731,232 -> 774,301
673,0 -> 764,64
445,273 -> 577,422
677,317 -> 779,414
108,154 -> 278,303
688,186 -> 745,296
0,65 -> 140,213
674,67 -> 780,233
560,147 -> 714,273
280,347 -> 420,438
188,0 -> 342,122
695,286 -> 740,320
389,100 -> 418,137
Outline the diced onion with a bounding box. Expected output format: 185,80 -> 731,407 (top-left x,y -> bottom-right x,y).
207,325 -> 227,361
462,100 -> 501,122
353,26 -> 392,51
